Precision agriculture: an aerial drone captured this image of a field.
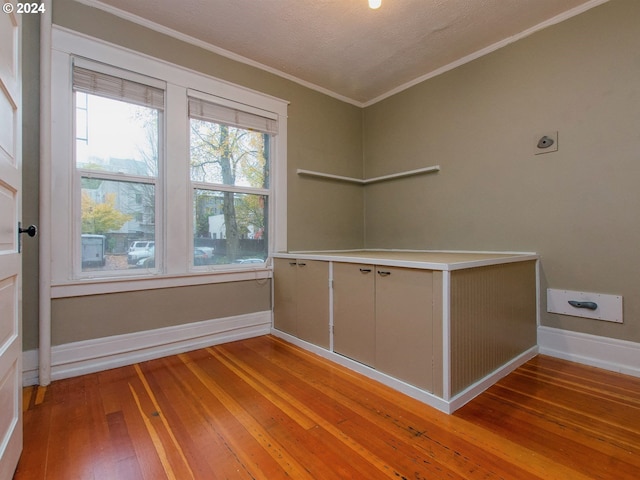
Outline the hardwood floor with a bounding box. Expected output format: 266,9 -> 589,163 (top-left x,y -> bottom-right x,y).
14,335 -> 640,479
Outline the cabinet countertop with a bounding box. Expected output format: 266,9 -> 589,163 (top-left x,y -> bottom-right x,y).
273,250 -> 538,271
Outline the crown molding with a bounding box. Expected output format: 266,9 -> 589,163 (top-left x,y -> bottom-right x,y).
73,0 -> 610,108
72,0 -> 364,107
361,0 -> 611,107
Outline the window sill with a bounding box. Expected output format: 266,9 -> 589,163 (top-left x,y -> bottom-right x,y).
51,266 -> 272,299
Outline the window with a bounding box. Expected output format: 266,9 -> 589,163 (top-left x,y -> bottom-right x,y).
189,94 -> 276,266
50,28 -> 287,293
73,65 -> 162,274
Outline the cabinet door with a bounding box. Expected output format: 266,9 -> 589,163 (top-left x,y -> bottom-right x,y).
273,258 -> 298,335
375,267 -> 434,391
296,260 -> 330,348
333,263 -> 376,366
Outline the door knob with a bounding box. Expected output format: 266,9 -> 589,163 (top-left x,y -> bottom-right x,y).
18,223 -> 37,253
19,224 -> 38,237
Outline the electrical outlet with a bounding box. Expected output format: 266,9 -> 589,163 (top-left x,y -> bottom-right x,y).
534,131 -> 558,155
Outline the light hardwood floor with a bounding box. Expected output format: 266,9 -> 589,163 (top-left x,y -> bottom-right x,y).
14,335 -> 640,479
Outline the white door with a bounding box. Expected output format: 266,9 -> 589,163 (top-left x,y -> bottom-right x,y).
0,4 -> 23,479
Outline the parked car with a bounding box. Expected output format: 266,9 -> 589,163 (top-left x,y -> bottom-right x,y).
195,246 -> 214,256
233,258 -> 265,264
135,249 -> 155,269
129,240 -> 154,252
128,241 -> 154,264
194,248 -> 211,266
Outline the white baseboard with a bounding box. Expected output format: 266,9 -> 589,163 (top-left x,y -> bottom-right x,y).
272,326 -> 640,413
22,350 -> 40,387
23,311 -> 271,385
271,329 -> 538,414
23,320 -> 640,394
448,346 -> 538,412
271,329 -> 449,413
538,326 -> 640,378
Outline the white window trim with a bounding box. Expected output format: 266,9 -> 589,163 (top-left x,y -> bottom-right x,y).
71,61 -> 164,279
50,26 -> 288,297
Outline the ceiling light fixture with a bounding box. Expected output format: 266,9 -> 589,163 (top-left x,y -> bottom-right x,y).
368,0 -> 382,9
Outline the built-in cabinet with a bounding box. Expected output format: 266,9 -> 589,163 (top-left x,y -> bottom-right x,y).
333,263 -> 376,366
333,263 -> 439,392
374,266 -> 436,391
272,250 -> 538,413
273,258 -> 330,349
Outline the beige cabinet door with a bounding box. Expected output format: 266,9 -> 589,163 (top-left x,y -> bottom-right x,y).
273,258 -> 298,336
333,263 -> 375,366
296,260 -> 329,348
273,259 -> 329,348
375,267 -> 434,391
0,6 -> 22,479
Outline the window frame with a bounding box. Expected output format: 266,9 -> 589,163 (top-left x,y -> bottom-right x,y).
50,27 -> 288,297
188,89 -> 274,270
71,61 -> 165,278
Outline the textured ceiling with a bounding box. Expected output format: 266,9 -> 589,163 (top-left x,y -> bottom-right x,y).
85,0 -> 607,106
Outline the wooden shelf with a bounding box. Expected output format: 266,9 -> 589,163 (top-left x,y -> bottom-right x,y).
297,165 -> 440,185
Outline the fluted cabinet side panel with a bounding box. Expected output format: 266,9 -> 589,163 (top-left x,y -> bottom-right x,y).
450,261 -> 537,395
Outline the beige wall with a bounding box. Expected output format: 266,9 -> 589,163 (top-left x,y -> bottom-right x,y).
363,0 -> 640,343
21,0 -> 364,348
51,281 -> 270,344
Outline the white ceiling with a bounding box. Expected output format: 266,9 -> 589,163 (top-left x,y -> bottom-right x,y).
84,0 -> 608,106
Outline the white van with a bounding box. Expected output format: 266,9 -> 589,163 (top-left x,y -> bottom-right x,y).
127,241 -> 155,264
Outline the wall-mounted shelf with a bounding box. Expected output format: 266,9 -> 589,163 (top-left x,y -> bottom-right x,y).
297,165 -> 440,185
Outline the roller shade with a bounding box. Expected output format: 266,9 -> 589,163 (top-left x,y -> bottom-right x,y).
73,66 -> 164,110
188,96 -> 278,135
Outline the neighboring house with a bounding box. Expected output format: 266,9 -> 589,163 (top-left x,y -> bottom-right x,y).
81,156 -> 155,252
207,214 -> 225,240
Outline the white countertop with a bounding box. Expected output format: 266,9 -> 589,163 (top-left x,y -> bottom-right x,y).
273,249 -> 538,271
